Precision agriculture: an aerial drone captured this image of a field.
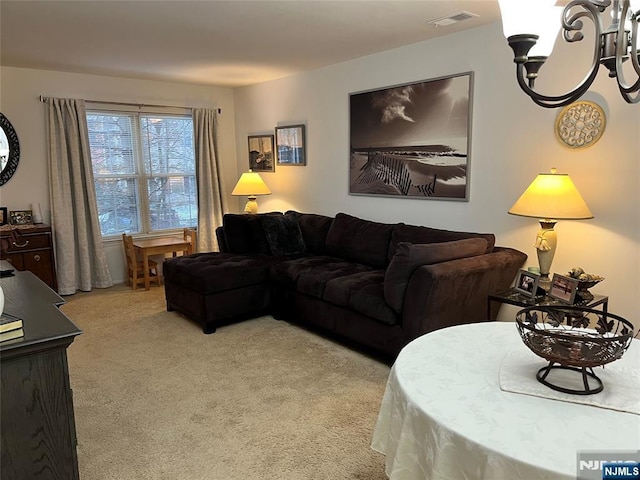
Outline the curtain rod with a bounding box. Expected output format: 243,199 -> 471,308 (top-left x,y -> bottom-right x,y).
38,95 -> 221,114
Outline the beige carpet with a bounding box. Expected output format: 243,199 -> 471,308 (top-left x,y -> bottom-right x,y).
61,285 -> 391,480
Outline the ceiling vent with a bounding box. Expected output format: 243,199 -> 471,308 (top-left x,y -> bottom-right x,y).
427,11 -> 479,28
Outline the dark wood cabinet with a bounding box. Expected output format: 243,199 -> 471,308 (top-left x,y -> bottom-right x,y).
0,224 -> 58,291
0,271 -> 81,480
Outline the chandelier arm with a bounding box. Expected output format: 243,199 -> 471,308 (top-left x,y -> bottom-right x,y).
632,14 -> 640,76
617,87 -> 640,102
563,0 -> 608,43
513,36 -> 602,108
616,7 -> 640,96
614,0 -> 640,95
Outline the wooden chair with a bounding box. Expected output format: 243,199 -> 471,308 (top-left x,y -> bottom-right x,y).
183,228 -> 197,255
122,234 -> 161,289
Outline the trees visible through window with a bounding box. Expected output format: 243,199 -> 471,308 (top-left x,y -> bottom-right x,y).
86,111 -> 197,237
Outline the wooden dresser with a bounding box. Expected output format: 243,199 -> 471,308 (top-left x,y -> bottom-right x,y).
0,271 -> 81,480
0,224 -> 58,291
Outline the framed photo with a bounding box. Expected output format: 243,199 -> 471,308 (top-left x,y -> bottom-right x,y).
349,72 -> 473,200
9,209 -> 32,225
549,273 -> 579,304
0,207 -> 7,226
248,134 -> 275,172
275,124 -> 306,165
514,269 -> 541,298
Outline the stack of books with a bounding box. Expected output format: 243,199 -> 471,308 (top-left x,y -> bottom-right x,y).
0,313 -> 24,342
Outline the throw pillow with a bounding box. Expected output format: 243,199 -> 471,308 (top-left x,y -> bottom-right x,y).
387,223 -> 496,262
222,213 -> 275,255
260,214 -> 307,256
325,212 -> 393,269
384,238 -> 488,313
285,211 -> 334,254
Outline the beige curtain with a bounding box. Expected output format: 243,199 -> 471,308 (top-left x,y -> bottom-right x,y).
193,108 -> 227,252
46,98 -> 113,294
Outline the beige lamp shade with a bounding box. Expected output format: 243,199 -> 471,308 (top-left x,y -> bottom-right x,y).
231,170 -> 271,214
231,171 -> 272,196
508,169 -> 592,282
508,170 -> 593,220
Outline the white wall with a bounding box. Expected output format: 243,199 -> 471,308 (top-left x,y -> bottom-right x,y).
0,67 -> 239,283
233,22 -> 640,325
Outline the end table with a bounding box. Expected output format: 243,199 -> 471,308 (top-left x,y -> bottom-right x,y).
488,288 -> 608,319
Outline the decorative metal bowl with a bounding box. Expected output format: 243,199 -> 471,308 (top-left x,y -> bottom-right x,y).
515,306 -> 635,395
576,279 -> 603,301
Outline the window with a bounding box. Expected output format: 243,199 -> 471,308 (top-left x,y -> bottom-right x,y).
86,110 -> 197,237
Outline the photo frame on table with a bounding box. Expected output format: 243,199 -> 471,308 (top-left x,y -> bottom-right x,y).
248,134 -> 275,172
9,209 -> 32,225
275,124 -> 306,165
514,269 -> 541,298
349,71 -> 473,201
0,207 -> 7,226
548,273 -> 579,304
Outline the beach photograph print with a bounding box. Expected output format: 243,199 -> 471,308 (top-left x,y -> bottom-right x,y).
349,72 -> 473,200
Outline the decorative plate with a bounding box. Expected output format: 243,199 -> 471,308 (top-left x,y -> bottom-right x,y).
555,100 -> 606,149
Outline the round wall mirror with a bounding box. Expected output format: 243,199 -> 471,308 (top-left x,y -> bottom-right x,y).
0,113 -> 20,186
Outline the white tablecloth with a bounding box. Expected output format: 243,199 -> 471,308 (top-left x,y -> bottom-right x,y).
371,322 -> 640,480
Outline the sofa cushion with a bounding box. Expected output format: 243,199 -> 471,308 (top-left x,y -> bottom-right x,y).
163,252 -> 277,295
285,211 -> 334,254
270,255 -> 372,299
325,213 -> 393,269
388,223 -> 495,261
222,213 -> 278,255
324,271 -> 399,326
384,238 -> 488,313
259,214 -> 307,256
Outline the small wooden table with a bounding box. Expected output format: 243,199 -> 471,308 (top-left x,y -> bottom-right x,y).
133,236 -> 191,290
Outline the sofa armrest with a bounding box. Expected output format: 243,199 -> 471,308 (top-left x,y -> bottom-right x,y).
401,247 -> 527,341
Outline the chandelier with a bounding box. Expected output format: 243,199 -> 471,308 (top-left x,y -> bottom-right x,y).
499,0 -> 640,107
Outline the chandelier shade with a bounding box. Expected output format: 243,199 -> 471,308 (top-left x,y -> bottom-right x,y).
499,0 -> 640,107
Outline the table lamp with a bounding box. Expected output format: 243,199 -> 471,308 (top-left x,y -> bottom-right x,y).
508,168 -> 593,290
231,170 -> 272,214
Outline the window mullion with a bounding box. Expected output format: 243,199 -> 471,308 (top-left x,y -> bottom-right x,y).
133,114 -> 151,233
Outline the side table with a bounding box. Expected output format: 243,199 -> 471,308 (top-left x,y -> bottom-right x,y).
488,288 -> 608,319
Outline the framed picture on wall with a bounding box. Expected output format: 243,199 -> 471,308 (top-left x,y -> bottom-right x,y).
0,207 -> 7,226
275,124 -> 306,166
349,72 -> 473,200
248,134 -> 275,172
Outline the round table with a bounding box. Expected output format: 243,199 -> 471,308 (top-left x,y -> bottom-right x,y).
371,322 -> 640,480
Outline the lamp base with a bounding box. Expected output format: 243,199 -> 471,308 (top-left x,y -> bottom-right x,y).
537,274 -> 552,293
244,196 -> 259,215
535,220 -> 557,281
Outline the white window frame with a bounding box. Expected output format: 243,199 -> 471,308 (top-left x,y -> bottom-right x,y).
86,103 -> 197,240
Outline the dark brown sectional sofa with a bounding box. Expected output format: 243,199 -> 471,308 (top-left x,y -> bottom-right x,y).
163,211 -> 527,358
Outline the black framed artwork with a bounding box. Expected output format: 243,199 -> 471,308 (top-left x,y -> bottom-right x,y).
349,72 -> 473,200
248,134 -> 275,172
275,124 -> 306,166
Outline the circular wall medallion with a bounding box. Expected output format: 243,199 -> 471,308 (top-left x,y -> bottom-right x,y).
555,100 -> 606,149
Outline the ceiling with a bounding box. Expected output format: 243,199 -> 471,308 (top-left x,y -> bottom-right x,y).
1,1 -> 501,88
